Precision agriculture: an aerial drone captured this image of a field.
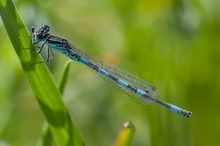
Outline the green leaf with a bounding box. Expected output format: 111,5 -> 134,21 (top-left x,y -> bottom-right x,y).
0,0 -> 84,146
37,60 -> 73,146
36,123 -> 53,146
59,59 -> 72,94
114,121 -> 135,146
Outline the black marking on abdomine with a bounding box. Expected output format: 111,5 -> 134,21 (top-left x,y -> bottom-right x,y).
70,53 -> 81,61
108,74 -> 118,81
89,62 -> 99,71
127,84 -> 137,93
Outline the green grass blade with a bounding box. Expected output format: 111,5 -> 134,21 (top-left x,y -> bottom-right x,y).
59,59 -> 72,94
114,121 -> 135,146
37,60 -> 73,146
37,123 -> 53,146
0,0 -> 84,146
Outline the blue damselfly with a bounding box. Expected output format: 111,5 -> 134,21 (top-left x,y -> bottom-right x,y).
31,25 -> 192,117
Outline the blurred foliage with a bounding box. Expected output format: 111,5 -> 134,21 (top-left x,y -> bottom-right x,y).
0,0 -> 84,145
0,0 -> 220,146
114,121 -> 135,146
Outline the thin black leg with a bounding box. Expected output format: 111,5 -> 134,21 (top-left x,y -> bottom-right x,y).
46,46 -> 50,62
37,40 -> 48,54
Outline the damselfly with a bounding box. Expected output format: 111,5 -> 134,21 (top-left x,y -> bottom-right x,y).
31,25 -> 192,117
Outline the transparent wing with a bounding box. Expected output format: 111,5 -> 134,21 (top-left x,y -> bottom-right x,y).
69,43 -> 159,105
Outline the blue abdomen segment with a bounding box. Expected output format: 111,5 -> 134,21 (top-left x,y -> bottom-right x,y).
98,68 -> 109,76
170,105 -> 192,117
79,57 -> 89,64
136,89 -> 146,96
117,79 -> 129,87
170,105 -> 182,114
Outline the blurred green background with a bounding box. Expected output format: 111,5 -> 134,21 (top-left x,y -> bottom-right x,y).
0,0 -> 220,146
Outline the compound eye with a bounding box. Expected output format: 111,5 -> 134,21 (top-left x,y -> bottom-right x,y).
43,25 -> 50,33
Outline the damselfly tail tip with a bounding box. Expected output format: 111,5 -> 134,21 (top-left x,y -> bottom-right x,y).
186,111 -> 192,118
170,105 -> 192,118
182,110 -> 192,118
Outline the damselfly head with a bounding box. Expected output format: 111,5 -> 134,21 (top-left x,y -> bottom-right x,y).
32,25 -> 50,40
38,25 -> 50,36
